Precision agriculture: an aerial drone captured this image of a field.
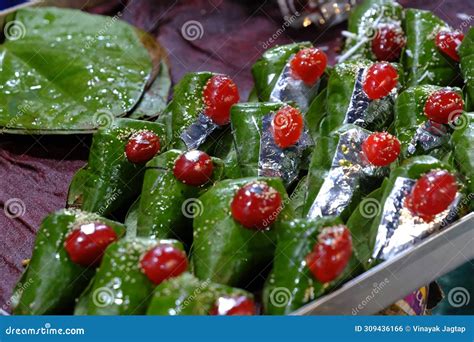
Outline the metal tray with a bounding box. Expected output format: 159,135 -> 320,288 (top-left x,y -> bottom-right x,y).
293,212 -> 474,315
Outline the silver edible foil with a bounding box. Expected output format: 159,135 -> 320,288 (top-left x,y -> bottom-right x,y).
258,112 -> 313,186
307,127 -> 386,219
269,57 -> 319,113
343,68 -> 371,125
372,176 -> 461,261
407,121 -> 449,155
180,112 -> 219,150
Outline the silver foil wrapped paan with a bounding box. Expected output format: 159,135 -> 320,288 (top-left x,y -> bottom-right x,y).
407,120 -> 449,155
258,112 -> 313,186
372,176 -> 461,261
344,67 -> 396,131
343,68 -> 371,125
269,56 -> 319,113
180,112 -> 219,150
307,127 -> 387,218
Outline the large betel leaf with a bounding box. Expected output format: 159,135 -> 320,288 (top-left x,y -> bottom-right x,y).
0,7 -> 152,133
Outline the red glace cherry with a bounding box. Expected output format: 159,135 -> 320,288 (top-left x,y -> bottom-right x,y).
290,47 -> 327,85
371,24 -> 406,62
203,75 -> 240,126
140,245 -> 188,285
306,225 -> 352,283
125,131 -> 160,164
272,105 -> 304,148
173,150 -> 214,186
209,296 -> 256,316
362,132 -> 401,166
435,31 -> 464,62
362,62 -> 398,100
405,170 -> 457,221
231,182 -> 282,230
424,89 -> 464,124
64,222 -> 117,267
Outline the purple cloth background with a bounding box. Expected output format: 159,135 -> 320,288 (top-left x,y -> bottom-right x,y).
1,0 -> 472,311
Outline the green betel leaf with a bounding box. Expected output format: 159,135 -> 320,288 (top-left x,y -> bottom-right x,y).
76,237 -> 184,315
459,28 -> 474,110
343,0 -> 404,62
230,102 -> 283,177
0,7 -> 152,133
68,118 -> 166,217
401,9 -> 459,87
156,71 -> 213,149
394,85 -> 462,160
136,149 -> 224,244
450,112 -> 474,211
263,217 -> 361,315
251,42 -> 312,102
192,177 -> 294,287
10,209 -> 125,315
146,273 -> 253,315
347,156 -> 454,269
318,59 -> 397,137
